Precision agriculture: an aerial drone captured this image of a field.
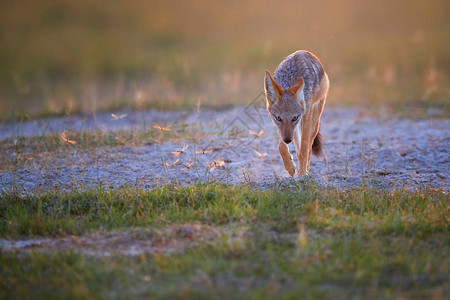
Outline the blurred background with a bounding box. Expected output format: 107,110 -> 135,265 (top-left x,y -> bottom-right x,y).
0,0 -> 449,120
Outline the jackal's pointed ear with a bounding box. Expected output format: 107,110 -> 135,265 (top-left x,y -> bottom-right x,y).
288,76 -> 304,94
264,70 -> 283,106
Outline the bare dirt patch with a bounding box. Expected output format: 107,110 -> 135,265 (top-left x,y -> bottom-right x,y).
1,107 -> 449,192
0,224 -> 218,257
0,223 -> 325,258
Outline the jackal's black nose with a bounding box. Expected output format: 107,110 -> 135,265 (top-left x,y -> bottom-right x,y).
283,138 -> 292,144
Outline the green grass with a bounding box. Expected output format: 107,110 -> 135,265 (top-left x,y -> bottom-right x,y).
1,234 -> 447,299
1,183 -> 447,237
1,183 -> 448,299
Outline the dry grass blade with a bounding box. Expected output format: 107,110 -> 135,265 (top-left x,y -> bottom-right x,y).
60,132 -> 77,144
152,124 -> 171,131
182,159 -> 194,170
209,158 -> 225,172
254,150 -> 267,159
164,158 -> 180,167
172,145 -> 189,156
111,113 -> 127,120
249,129 -> 264,137
195,149 -> 214,154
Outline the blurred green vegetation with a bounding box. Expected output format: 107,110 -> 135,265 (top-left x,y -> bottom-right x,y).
1,184 -> 449,298
0,0 -> 449,119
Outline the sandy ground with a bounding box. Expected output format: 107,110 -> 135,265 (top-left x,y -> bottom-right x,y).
0,222 -> 319,256
0,224 -> 219,256
1,103 -> 449,255
1,102 -> 449,193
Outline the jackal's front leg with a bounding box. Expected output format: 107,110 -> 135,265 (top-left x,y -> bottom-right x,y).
278,139 -> 296,177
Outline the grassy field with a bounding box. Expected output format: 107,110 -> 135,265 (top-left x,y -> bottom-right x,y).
1,1 -> 449,298
1,0 -> 449,119
1,183 -> 448,299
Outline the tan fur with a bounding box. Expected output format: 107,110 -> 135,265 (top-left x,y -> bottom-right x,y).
265,70 -> 284,101
278,139 -> 296,176
287,77 -> 304,94
264,50 -> 329,177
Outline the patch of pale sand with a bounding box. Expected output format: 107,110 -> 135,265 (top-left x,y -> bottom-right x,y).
0,224 -> 218,257
0,107 -> 245,139
0,223 -> 324,257
1,107 -> 449,192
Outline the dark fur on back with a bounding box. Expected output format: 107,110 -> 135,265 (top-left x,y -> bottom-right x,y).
312,130 -> 323,159
273,50 -> 325,109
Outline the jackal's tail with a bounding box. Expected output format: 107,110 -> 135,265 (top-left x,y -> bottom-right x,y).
312,130 -> 324,159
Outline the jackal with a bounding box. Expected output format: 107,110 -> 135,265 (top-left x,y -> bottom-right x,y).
264,50 -> 329,177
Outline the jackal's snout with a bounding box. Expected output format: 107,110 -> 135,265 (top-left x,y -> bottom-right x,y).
280,122 -> 295,144
283,137 -> 292,144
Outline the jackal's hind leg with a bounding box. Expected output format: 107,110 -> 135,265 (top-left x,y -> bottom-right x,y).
298,99 -> 325,174
278,139 -> 296,177
297,111 -> 313,176
308,99 -> 326,171
293,127 -> 302,173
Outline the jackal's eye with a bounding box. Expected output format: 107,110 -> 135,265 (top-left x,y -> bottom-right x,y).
275,116 -> 282,122
292,116 -> 299,122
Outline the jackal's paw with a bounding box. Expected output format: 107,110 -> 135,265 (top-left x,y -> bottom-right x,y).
285,164 -> 297,177
297,169 -> 309,177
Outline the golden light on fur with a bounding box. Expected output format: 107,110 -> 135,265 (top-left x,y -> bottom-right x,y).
267,71 -> 284,96
265,50 -> 329,177
287,77 -> 304,94
264,70 -> 284,106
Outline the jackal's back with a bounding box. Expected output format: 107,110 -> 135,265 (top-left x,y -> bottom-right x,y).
273,50 -> 326,106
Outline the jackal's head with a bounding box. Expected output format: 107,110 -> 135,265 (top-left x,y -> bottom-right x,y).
264,70 -> 306,144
